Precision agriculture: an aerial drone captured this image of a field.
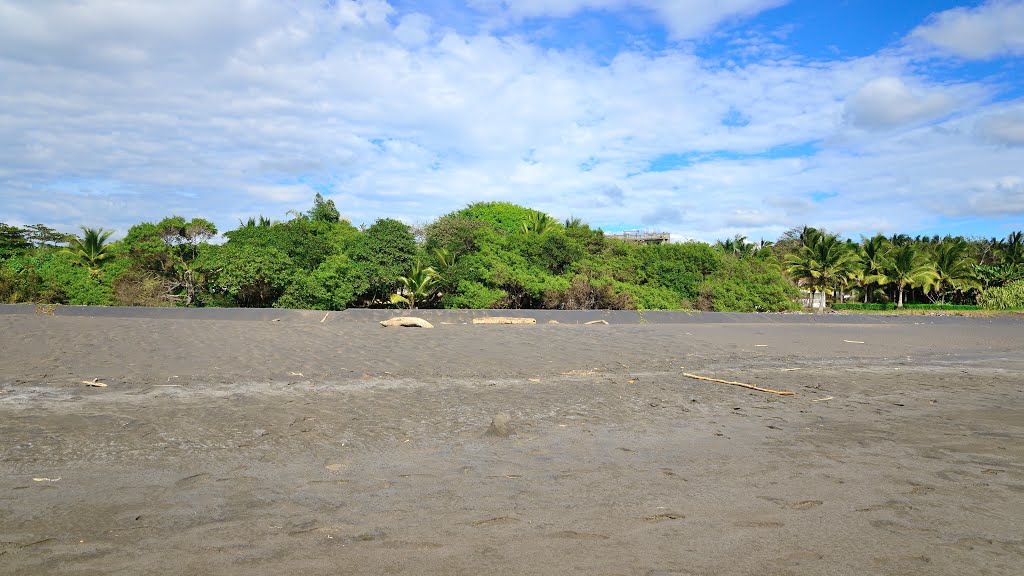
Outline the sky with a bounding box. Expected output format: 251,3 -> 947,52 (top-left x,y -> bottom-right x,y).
1,0 -> 1023,243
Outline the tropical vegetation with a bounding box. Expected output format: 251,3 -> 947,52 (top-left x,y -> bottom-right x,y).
1,198 -> 1021,312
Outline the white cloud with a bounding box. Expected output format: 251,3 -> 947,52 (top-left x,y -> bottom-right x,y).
910,0 -> 1024,59
844,76 -> 957,130
0,0 -> 1020,243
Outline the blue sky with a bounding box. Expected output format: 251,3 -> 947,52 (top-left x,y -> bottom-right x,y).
1,0 -> 1022,242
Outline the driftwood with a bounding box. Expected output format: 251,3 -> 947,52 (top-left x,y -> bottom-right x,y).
681,372 -> 794,396
380,317 -> 434,328
472,317 -> 536,325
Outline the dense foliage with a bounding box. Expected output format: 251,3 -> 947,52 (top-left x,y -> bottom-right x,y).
2,199 -> 1019,313
775,228 -> 1024,312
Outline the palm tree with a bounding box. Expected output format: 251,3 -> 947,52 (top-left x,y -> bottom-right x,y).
929,239 -> 977,303
432,247 -> 458,293
886,244 -> 937,309
716,234 -> 755,258
522,211 -> 556,235
240,216 -> 272,227
785,233 -> 859,314
64,227 -> 114,277
391,260 -> 439,309
1000,231 -> 1024,268
563,216 -> 583,229
854,234 -> 890,303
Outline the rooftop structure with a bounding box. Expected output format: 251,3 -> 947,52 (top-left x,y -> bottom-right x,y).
606,230 -> 670,245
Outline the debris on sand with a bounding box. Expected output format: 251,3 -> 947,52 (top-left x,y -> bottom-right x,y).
32,477 -> 60,482
81,378 -> 107,387
681,372 -> 794,396
485,412 -> 516,437
585,319 -> 609,325
473,317 -> 536,325
380,317 -> 434,328
843,340 -> 865,344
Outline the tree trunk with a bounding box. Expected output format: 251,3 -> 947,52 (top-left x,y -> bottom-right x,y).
818,279 -> 826,314
897,285 -> 904,309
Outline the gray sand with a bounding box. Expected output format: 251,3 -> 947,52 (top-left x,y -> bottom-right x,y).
1,310 -> 1022,575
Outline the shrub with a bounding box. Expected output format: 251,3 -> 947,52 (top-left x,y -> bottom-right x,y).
978,280 -> 1024,310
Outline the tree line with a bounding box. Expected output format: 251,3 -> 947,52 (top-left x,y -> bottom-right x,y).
766,226 -> 1024,312
1,196 -> 1022,312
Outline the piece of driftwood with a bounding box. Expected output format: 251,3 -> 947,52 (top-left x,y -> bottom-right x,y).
472,317 -> 536,325
380,317 -> 434,328
681,372 -> 794,396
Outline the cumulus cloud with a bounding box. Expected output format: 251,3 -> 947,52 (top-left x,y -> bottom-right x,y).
910,0 -> 1024,59
0,0 -> 1020,241
844,77 -> 956,130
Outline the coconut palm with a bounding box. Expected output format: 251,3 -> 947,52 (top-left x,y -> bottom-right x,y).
391,260 -> 438,309
853,234 -> 890,303
716,234 -> 756,258
1000,231 -> 1024,268
64,226 -> 114,277
929,239 -> 977,303
886,244 -> 938,309
785,233 -> 859,314
522,212 -> 556,235
563,216 -> 583,229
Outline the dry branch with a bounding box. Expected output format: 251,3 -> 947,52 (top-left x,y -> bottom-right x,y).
681,372 -> 794,396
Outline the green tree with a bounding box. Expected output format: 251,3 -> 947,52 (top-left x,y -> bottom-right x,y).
784,233 -> 858,314
521,211 -> 557,235
853,234 -> 891,303
929,238 -> 977,304
275,254 -> 366,311
308,193 -> 342,223
349,218 -> 417,305
64,227 -> 115,277
999,231 -> 1023,268
0,223 -> 32,259
23,224 -> 73,248
392,260 -> 439,309
205,244 -> 294,307
885,244 -> 938,309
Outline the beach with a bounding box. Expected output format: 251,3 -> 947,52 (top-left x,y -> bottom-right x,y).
1,308 -> 1022,575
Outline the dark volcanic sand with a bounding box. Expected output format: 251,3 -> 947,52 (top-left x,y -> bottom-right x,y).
1,310 -> 1022,575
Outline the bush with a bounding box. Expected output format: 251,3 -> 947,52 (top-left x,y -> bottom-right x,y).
978,280 -> 1024,310
699,256 -> 799,312
112,270 -> 172,307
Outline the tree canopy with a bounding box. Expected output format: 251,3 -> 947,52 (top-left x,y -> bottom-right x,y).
2,203 -> 1021,312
